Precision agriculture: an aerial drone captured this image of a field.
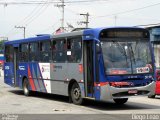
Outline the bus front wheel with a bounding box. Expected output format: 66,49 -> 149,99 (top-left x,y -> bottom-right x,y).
70,83 -> 83,105
23,78 -> 30,96
113,98 -> 128,104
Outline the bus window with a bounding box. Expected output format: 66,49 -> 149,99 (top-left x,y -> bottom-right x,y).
40,41 -> 51,62
19,43 -> 29,62
29,42 -> 39,62
5,45 -> 13,62
67,38 -> 82,63
52,39 -> 67,63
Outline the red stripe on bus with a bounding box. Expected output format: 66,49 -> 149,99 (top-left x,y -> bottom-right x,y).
28,66 -> 36,91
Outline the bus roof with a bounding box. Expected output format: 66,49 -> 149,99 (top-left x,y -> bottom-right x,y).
5,26 -> 146,46
5,34 -> 51,47
52,26 -> 146,40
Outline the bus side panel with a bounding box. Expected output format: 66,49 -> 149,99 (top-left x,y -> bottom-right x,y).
50,63 -> 68,96
18,63 -> 29,88
94,86 -> 101,100
38,63 -> 50,93
94,54 -> 107,100
27,63 -> 48,92
18,62 -> 50,93
4,62 -> 14,86
67,63 -> 85,97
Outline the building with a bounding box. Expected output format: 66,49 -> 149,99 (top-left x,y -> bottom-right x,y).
147,25 -> 160,68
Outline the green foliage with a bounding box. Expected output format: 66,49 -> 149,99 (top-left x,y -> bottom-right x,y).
0,40 -> 6,53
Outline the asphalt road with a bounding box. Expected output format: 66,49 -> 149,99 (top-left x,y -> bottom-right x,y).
0,76 -> 160,120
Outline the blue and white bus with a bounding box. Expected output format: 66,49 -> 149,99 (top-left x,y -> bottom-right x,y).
4,27 -> 155,105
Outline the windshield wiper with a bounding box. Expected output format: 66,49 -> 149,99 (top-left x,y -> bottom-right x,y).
113,41 -> 128,64
129,45 -> 136,64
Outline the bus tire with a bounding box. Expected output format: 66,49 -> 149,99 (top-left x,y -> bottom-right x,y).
113,98 -> 128,104
70,83 -> 83,105
148,94 -> 155,98
23,78 -> 30,96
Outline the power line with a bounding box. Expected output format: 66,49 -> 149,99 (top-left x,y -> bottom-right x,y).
91,2 -> 160,18
15,26 -> 26,38
0,0 -> 110,5
5,0 -> 51,38
5,0 -> 46,37
17,1 -> 45,26
135,22 -> 160,27
4,0 -> 160,39
24,0 -> 50,26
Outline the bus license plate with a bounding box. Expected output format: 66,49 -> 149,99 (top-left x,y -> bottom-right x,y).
128,89 -> 138,94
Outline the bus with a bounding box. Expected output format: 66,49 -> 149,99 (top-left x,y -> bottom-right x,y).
4,27 -> 155,105
148,40 -> 160,98
147,27 -> 160,98
0,40 -> 6,69
0,52 -> 4,68
148,69 -> 160,98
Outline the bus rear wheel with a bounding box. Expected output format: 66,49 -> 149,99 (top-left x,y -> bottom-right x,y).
113,98 -> 128,104
70,83 -> 83,105
23,78 -> 30,96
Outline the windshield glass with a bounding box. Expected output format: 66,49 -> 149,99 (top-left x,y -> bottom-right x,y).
101,39 -> 153,75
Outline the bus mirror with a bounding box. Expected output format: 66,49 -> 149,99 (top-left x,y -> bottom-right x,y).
96,43 -> 101,54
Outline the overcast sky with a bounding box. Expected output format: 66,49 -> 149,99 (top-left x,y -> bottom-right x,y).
0,0 -> 160,40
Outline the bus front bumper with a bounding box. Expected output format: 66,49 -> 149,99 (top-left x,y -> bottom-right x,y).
100,81 -> 156,100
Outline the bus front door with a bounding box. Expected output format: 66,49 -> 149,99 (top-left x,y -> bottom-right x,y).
4,46 -> 19,87
84,41 -> 94,97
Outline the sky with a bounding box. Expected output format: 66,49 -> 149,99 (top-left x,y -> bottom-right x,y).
0,0 -> 160,40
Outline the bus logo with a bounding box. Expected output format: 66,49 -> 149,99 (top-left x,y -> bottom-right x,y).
19,66 -> 25,70
5,66 -> 9,70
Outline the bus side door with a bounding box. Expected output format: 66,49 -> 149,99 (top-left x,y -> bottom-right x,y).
83,41 -> 95,97
13,47 -> 19,87
4,45 -> 15,86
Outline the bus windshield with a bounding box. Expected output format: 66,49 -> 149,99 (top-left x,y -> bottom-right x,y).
101,39 -> 153,75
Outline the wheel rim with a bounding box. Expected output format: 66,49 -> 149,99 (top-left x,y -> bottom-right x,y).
73,88 -> 81,100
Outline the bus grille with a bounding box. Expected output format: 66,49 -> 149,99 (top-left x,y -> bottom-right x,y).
112,90 -> 150,97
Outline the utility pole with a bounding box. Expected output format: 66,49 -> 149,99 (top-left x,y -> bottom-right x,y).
15,26 -> 26,39
114,15 -> 117,26
79,12 -> 89,28
55,0 -> 65,30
